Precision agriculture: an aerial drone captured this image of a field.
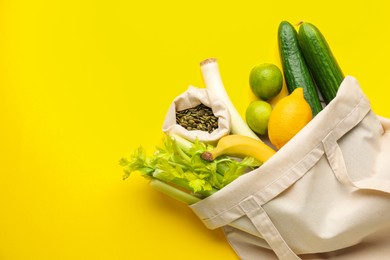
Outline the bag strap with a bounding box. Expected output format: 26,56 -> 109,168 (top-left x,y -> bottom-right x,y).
323,138 -> 390,193
239,196 -> 301,260
321,97 -> 390,194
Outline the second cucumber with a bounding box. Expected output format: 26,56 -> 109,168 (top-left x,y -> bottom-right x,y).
298,22 -> 344,104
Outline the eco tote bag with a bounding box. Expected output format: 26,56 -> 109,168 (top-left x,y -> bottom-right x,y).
190,76 -> 390,259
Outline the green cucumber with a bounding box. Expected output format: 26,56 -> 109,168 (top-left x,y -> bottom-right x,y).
298,22 -> 344,104
278,21 -> 323,116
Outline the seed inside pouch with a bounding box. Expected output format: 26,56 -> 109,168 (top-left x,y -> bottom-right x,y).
176,104 -> 219,133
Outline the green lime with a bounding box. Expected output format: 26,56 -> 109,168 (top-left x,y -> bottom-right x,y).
249,63 -> 283,100
245,100 -> 272,135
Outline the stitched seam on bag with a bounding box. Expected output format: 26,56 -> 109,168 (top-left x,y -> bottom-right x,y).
253,145 -> 324,204
322,96 -> 369,184
239,196 -> 259,214
325,95 -> 368,143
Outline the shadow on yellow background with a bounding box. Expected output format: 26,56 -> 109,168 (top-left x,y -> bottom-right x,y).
0,1 -> 389,259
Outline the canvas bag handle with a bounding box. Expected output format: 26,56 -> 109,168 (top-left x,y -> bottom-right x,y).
238,196 -> 301,259
322,104 -> 390,194
323,136 -> 390,193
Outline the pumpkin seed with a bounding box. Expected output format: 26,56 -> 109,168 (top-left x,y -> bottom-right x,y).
175,103 -> 219,133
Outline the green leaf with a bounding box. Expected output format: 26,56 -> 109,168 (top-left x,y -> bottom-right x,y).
189,179 -> 212,193
240,157 -> 263,168
220,157 -> 262,186
120,147 -> 155,180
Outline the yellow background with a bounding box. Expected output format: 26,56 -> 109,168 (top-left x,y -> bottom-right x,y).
1,0 -> 389,259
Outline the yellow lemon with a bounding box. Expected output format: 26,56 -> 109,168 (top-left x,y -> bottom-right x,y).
268,88 -> 312,150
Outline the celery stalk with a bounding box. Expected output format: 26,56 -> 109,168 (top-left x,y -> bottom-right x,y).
153,169 -> 217,198
149,179 -> 200,205
169,134 -> 195,156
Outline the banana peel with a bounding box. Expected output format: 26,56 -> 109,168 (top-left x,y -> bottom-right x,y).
201,134 -> 276,163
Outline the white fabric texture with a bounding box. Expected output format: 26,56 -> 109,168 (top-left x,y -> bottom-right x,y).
190,76 -> 390,259
162,86 -> 231,144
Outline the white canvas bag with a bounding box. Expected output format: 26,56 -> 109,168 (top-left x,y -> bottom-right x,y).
190,76 -> 390,259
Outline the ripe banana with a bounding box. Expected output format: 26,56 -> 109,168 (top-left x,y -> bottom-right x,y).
201,134 -> 275,162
